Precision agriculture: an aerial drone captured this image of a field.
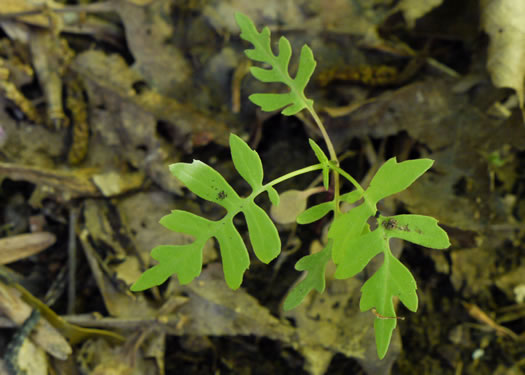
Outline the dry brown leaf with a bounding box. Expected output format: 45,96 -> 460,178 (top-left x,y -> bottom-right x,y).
112,0 -> 192,95
0,232 -> 56,265
482,0 -> 525,119
0,162 -> 100,201
72,50 -> 230,147
0,0 -> 56,29
17,339 -> 48,375
0,283 -> 72,360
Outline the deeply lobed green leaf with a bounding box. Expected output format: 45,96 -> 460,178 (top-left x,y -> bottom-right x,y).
235,12 -> 316,116
359,254 -> 418,359
317,155 -> 448,358
381,214 -> 450,249
283,241 -> 332,311
329,203 -> 375,263
132,134 -> 280,291
366,157 -> 433,203
333,230 -> 386,279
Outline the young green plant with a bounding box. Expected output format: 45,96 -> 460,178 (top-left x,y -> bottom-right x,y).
131,12 -> 450,359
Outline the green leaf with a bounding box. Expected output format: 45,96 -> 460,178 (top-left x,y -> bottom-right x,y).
230,133 -> 263,191
136,142 -> 281,291
296,201 -> 333,224
328,203 -> 375,263
243,201 -> 280,263
340,190 -> 362,204
365,158 -> 433,203
130,210 -> 213,291
359,254 -> 418,359
215,217 -> 251,289
323,157 -> 449,358
308,139 -> 330,190
359,255 -> 418,314
159,210 -> 214,238
130,242 -> 204,291
235,12 -> 316,116
267,186 -> 280,206
283,241 -> 332,311
381,214 -> 450,249
170,161 -> 242,211
373,319 -> 397,360
334,230 -> 385,279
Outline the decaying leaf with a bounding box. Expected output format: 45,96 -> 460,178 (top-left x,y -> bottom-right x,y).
0,232 -> 56,265
0,282 -> 72,360
29,31 -> 74,129
16,339 -> 48,375
482,0 -> 525,119
72,50 -> 230,147
283,275 -> 400,375
178,264 -> 294,342
0,162 -> 100,200
77,338 -> 156,375
112,0 -> 192,95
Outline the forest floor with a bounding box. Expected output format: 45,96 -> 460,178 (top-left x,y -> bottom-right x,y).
0,1 -> 524,374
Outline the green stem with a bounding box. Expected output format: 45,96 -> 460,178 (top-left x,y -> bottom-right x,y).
331,164 -> 376,213
263,164 -> 323,189
307,106 -> 341,215
331,165 -> 364,193
308,108 -> 337,163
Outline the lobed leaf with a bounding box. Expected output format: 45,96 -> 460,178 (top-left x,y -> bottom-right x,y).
323,156 -> 449,358
381,214 -> 450,249
235,12 -> 316,116
328,203 -> 375,263
170,161 -> 241,211
359,254 -> 418,359
134,135 -> 280,291
333,230 -> 385,279
130,242 -> 204,291
365,157 -> 433,204
283,241 -> 332,311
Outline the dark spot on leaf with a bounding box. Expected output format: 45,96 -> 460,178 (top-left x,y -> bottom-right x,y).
383,218 -> 398,230
217,191 -> 227,200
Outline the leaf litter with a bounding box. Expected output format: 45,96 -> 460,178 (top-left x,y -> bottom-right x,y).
0,1 -> 525,374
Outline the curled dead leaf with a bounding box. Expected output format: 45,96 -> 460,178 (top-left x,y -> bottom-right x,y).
482,0 -> 525,119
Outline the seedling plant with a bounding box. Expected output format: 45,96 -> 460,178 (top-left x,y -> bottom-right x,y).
131,12 -> 450,359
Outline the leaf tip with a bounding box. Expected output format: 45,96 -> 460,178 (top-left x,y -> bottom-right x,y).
130,276 -> 149,292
